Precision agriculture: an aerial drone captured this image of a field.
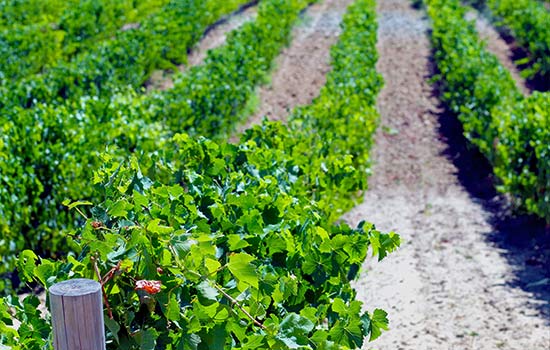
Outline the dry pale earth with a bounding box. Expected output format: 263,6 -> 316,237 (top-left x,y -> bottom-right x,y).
465,10 -> 530,95
234,0 -> 355,135
11,1 -> 550,349
344,0 -> 550,349
146,2 -> 258,91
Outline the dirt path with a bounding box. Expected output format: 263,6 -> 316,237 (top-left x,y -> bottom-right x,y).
233,0 -> 354,135
465,10 -> 530,95
185,4 -> 258,69
146,3 -> 258,91
343,0 -> 550,349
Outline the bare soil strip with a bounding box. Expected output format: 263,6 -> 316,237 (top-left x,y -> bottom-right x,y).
185,4 -> 259,69
233,0 -> 355,135
465,10 -> 530,95
146,3 -> 258,91
343,0 -> 550,349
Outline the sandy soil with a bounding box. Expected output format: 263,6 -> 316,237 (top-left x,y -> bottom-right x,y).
465,10 -> 530,95
225,1 -> 550,347
145,3 -> 258,91
234,0 -> 355,135
10,1 -> 550,348
341,0 -> 550,349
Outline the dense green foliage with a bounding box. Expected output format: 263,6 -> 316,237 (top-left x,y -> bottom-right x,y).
0,0 -> 250,108
0,0 -> 77,27
0,0 -> 256,274
0,0 -> 171,82
56,0 -> 170,57
427,0 -> 550,220
493,93 -> 550,219
484,0 -> 550,82
0,91 -> 166,274
0,22 -> 65,81
0,0 -> 314,277
154,0 -> 315,137
1,0 -> 397,348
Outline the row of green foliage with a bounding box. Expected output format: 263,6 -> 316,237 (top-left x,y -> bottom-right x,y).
0,0 -> 171,82
0,0 -> 251,108
152,0 -> 314,137
492,93 -> 550,219
0,0 -> 79,27
483,0 -> 550,82
0,23 -> 65,82
0,0 -> 398,348
0,0 -> 313,277
426,0 -> 550,220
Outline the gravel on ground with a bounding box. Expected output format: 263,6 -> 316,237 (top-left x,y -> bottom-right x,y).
232,0 -> 355,137
342,0 -> 549,349
12,2 -> 550,349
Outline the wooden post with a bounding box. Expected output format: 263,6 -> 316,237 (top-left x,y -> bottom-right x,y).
49,278 -> 106,350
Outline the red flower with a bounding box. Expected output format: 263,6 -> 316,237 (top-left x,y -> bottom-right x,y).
135,280 -> 161,294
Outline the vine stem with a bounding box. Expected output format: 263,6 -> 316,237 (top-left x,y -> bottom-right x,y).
91,255 -> 114,319
208,263 -> 228,277
74,207 -> 88,220
212,283 -> 266,330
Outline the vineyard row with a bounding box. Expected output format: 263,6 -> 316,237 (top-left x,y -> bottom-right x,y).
427,0 -> 550,220
1,0 -> 398,349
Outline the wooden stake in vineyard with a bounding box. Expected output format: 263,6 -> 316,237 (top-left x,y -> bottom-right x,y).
49,279 -> 106,350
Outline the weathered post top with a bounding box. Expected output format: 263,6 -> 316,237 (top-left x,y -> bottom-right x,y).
49,278 -> 101,297
49,278 -> 106,350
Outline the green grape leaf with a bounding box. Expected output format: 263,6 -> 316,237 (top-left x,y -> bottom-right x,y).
166,294 -> 181,321
104,317 -> 121,343
34,260 -> 55,287
147,219 -> 174,234
17,250 -> 38,283
277,313 -> 315,349
363,309 -> 389,341
227,253 -> 258,289
197,280 -> 219,304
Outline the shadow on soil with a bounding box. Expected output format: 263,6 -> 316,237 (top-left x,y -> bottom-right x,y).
466,1 -> 549,92
201,0 -> 259,39
426,43 -> 550,323
497,33 -> 549,93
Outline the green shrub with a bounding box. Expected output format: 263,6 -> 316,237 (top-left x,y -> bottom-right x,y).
0,0 -> 76,28
0,0 -> 315,276
3,133 -> 398,349
0,0 -> 170,82
486,0 -> 550,81
0,0 -> 251,107
494,92 -> 550,218
427,0 -> 550,221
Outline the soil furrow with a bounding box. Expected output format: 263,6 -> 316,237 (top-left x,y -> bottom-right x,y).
146,3 -> 258,91
343,0 -> 550,349
185,4 -> 258,69
465,10 -> 530,95
233,0 -> 355,135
